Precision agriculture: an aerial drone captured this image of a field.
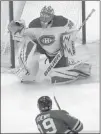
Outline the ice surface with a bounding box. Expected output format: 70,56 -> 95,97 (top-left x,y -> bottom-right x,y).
1,74 -> 100,133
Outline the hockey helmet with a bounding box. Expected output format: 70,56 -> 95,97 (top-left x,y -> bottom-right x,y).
37,96 -> 52,112
40,6 -> 54,28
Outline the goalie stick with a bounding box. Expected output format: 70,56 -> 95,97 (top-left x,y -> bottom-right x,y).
44,9 -> 95,77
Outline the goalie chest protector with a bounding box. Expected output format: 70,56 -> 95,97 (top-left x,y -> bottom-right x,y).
28,15 -> 74,57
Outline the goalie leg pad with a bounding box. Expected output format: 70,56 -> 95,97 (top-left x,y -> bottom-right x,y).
50,61 -> 91,84
16,37 -> 40,82
13,66 -> 35,82
18,59 -> 39,82
26,53 -> 40,77
50,69 -> 79,84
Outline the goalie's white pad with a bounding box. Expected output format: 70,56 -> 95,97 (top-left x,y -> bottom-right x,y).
13,35 -> 40,82
49,60 -> 91,84
60,30 -> 77,57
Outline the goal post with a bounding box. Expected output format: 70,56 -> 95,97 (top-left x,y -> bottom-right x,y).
82,1 -> 86,44
9,1 -> 26,68
9,1 -> 15,68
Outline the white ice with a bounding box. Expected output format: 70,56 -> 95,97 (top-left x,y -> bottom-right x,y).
1,74 -> 100,133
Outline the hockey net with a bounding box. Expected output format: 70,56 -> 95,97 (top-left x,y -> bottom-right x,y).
1,1 -> 82,71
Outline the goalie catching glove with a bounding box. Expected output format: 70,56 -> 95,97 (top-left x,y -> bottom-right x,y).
8,20 -> 26,34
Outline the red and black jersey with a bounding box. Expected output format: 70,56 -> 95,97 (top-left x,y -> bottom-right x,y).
35,110 -> 83,133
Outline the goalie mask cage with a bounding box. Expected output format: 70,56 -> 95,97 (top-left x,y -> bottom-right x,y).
1,1 -> 86,69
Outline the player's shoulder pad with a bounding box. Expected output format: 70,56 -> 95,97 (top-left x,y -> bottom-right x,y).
52,15 -> 68,27
35,113 -> 41,122
29,17 -> 41,28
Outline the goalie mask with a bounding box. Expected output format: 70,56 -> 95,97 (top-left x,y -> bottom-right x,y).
37,96 -> 52,112
40,6 -> 54,28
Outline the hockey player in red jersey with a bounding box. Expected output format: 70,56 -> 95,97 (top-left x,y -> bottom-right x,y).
8,6 -> 91,83
35,96 -> 83,133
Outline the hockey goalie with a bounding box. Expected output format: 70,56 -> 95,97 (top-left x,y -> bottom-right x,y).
8,6 -> 91,84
